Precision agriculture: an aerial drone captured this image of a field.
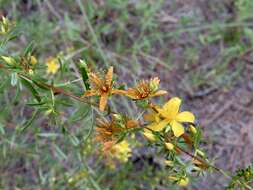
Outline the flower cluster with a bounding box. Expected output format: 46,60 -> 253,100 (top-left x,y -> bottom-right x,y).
1,54 -> 38,75
83,67 -> 167,111
0,53 -> 62,76
80,67 -> 207,186
0,44 -> 208,188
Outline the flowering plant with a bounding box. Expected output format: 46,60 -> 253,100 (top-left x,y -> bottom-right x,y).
0,16 -> 252,189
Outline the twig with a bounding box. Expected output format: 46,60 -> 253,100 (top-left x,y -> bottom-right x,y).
17,73 -> 96,106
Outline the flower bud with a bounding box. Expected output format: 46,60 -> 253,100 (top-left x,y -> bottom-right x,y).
45,109 -> 53,116
196,149 -> 205,158
191,166 -> 202,172
2,17 -> 8,25
189,125 -> 197,134
165,142 -> 174,150
68,177 -> 74,184
164,160 -> 173,167
1,56 -> 15,65
168,176 -> 178,181
51,177 -> 56,182
0,16 -> 13,34
79,59 -> 87,67
169,175 -> 189,187
177,177 -> 189,187
112,114 -> 122,121
0,25 -> 6,34
30,56 -> 37,65
28,69 -> 34,75
143,131 -> 156,142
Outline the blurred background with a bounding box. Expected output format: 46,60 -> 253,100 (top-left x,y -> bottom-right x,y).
0,0 -> 253,189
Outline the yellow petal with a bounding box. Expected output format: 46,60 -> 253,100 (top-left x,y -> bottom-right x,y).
146,119 -> 169,131
154,114 -> 161,123
157,108 -> 170,119
160,97 -> 181,119
176,111 -> 195,123
99,93 -> 108,111
170,120 -> 184,137
89,72 -> 103,88
105,66 -> 113,87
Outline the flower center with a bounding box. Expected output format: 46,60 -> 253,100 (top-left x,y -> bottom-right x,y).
101,86 -> 108,92
139,91 -> 149,99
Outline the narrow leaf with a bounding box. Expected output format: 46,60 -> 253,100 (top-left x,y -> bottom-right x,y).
20,77 -> 41,102
79,60 -> 90,90
19,109 -> 39,132
24,41 -> 34,56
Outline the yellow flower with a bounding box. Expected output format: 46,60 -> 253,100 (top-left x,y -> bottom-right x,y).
30,55 -> 37,65
46,57 -> 59,74
110,140 -> 132,163
165,142 -> 174,150
124,77 -> 167,100
146,97 -> 195,137
83,67 -> 125,111
143,129 -> 156,142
